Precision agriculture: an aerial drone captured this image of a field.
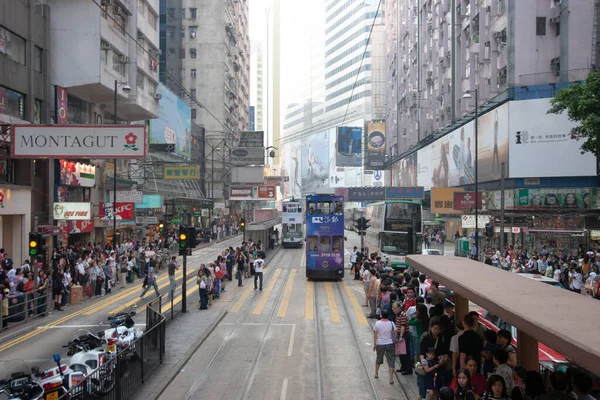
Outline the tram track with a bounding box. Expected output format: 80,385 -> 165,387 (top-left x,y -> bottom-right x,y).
181,247 -> 300,400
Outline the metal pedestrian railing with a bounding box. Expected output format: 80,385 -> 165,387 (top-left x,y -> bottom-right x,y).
59,298 -> 166,400
0,287 -> 52,331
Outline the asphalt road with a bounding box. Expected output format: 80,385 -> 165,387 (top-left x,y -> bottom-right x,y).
160,230 -> 408,400
0,234 -> 245,372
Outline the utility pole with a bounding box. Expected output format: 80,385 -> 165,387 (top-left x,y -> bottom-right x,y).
500,162 -> 505,253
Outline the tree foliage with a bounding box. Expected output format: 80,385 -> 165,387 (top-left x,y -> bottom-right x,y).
547,72 -> 600,156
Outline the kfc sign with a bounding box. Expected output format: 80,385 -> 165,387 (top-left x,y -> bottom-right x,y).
53,202 -> 92,220
257,185 -> 276,199
70,219 -> 93,234
99,202 -> 135,221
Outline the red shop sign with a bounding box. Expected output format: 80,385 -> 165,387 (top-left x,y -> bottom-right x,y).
453,192 -> 483,210
257,185 -> 276,199
70,219 -> 94,234
99,202 -> 135,220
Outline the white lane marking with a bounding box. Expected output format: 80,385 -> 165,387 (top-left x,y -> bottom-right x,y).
287,324 -> 296,357
221,322 -> 265,326
280,378 -> 289,400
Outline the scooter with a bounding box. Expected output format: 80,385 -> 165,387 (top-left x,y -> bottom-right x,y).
0,361 -> 44,400
101,305 -> 143,355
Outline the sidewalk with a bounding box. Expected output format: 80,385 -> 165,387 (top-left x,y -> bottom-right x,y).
129,244 -> 283,400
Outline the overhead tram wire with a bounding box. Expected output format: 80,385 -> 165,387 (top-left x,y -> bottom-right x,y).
89,0 -> 234,138
340,0 -> 382,126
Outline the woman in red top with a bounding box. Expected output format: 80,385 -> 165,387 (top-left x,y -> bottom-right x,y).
450,357 -> 487,396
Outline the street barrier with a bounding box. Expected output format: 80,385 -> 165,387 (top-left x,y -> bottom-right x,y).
0,287 -> 52,331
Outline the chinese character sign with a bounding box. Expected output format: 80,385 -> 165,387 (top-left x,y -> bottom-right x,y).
163,165 -> 200,180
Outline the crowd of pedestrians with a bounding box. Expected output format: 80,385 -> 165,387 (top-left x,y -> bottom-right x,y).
349,246 -> 598,400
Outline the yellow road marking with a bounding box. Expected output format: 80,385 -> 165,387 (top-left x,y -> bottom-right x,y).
305,281 -> 315,320
162,276 -> 198,312
277,269 -> 297,318
230,268 -> 275,313
343,280 -> 369,327
108,269 -> 190,315
252,269 -> 282,315
324,282 -> 341,323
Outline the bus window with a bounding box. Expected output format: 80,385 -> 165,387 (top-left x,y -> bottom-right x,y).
332,236 -> 343,252
307,236 -> 318,251
334,201 -> 343,215
307,202 -> 316,215
320,236 -> 331,252
317,201 -> 332,214
285,223 -> 296,233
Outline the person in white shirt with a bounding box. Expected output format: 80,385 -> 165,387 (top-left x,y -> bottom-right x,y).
144,247 -> 155,275
418,274 -> 428,298
253,257 -> 264,291
361,264 -> 371,307
77,258 -> 86,286
373,310 -> 397,384
569,266 -> 584,293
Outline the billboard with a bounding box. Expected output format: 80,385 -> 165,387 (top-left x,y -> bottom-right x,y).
135,194 -> 163,209
12,125 -> 147,159
302,131 -> 329,193
231,147 -> 264,165
416,145 -> 432,189
281,140 -> 302,199
56,86 -> 68,125
508,98 -> 596,178
385,187 -> 424,200
229,185 -> 254,200
69,219 -> 93,234
365,121 -> 386,169
513,188 -> 590,210
398,152 -> 418,187
59,160 -> 96,187
238,131 -> 264,147
151,83 -> 191,159
249,106 -> 255,131
431,188 -> 464,214
163,165 -> 199,180
257,185 -> 276,199
453,192 -> 483,210
336,127 -> 362,167
53,202 -> 92,220
477,103 -> 509,182
99,202 -> 135,221
109,190 -> 143,203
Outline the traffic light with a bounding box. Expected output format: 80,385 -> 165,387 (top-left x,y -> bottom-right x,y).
187,227 -> 197,249
353,217 -> 370,234
158,223 -> 165,234
485,223 -> 494,238
29,232 -> 40,257
179,225 -> 188,256
240,219 -> 245,232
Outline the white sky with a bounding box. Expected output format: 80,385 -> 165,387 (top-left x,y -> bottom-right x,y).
249,0 -> 313,109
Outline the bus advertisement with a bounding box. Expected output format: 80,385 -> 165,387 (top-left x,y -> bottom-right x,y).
305,195 -> 345,279
282,200 -> 303,248
364,200 -> 423,269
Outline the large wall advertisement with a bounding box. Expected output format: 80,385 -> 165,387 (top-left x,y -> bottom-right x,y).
508,98 -> 596,178
301,131 -> 330,193
336,127 -> 362,167
366,121 -> 386,169
281,139 -> 302,199
151,83 -> 192,159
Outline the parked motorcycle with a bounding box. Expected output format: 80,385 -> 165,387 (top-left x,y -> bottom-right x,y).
0,361 -> 44,400
101,305 -> 143,356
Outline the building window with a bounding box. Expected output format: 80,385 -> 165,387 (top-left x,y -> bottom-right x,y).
137,0 -> 144,15
190,8 -> 197,19
136,72 -> 144,89
148,10 -> 157,30
191,108 -> 197,119
555,22 -> 560,36
112,53 -> 125,75
536,17 -> 546,36
180,48 -> 185,59
190,48 -> 197,59
167,8 -> 175,18
34,99 -> 42,123
0,86 -> 26,120
34,46 -> 43,73
169,47 -> 175,55
181,8 -> 186,19
180,68 -> 185,79
0,26 -> 26,65
191,69 -> 197,78
113,13 -> 126,34
190,26 -> 197,39
180,28 -> 185,39
167,26 -> 175,38
148,83 -> 157,96
190,88 -> 196,99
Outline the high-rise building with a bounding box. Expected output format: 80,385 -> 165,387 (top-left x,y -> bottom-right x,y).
385,0 -> 598,156
250,40 -> 264,132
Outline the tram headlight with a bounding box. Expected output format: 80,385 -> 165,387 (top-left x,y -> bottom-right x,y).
322,261 -> 329,268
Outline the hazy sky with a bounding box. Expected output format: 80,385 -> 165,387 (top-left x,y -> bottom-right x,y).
249,0 -> 313,109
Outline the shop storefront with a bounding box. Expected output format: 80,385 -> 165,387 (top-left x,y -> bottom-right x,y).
0,187 -> 32,267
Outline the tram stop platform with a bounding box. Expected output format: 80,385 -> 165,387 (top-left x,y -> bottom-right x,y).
244,209 -> 281,249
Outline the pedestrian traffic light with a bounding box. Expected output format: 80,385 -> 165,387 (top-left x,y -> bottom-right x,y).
179,225 -> 188,256
29,232 -> 40,256
158,223 -> 165,233
353,217 -> 370,233
240,219 -> 245,232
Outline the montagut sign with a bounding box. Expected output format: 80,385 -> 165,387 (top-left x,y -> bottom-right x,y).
99,202 -> 135,221
11,125 -> 147,159
53,202 -> 92,220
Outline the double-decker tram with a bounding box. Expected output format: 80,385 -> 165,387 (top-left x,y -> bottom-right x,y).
281,199 -> 303,248
305,195 -> 345,279
364,200 -> 423,268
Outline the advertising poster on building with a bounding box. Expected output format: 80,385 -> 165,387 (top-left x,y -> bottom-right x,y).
398,152 -> 418,187
69,219 -> 93,234
257,185 -> 276,199
365,121 -> 386,169
56,86 -> 68,125
99,202 -> 135,221
59,160 -> 96,187
477,103 -> 509,181
229,186 -> 255,200
249,106 -> 255,131
453,192 -> 483,210
163,165 -> 199,180
508,98 -> 596,178
416,145 -> 432,190
238,131 -> 264,147
281,140 -> 302,199
513,188 -> 590,209
336,127 -> 362,167
135,194 -> 163,209
302,131 -> 329,193
53,202 -> 92,220
151,83 -> 192,159
431,187 -> 464,215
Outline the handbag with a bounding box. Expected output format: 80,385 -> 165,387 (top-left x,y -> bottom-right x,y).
414,361 -> 427,376
390,321 -> 399,345
395,337 -> 407,355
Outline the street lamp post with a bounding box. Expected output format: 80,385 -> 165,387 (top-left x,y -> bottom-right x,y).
113,80 -> 131,247
463,88 -> 479,260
